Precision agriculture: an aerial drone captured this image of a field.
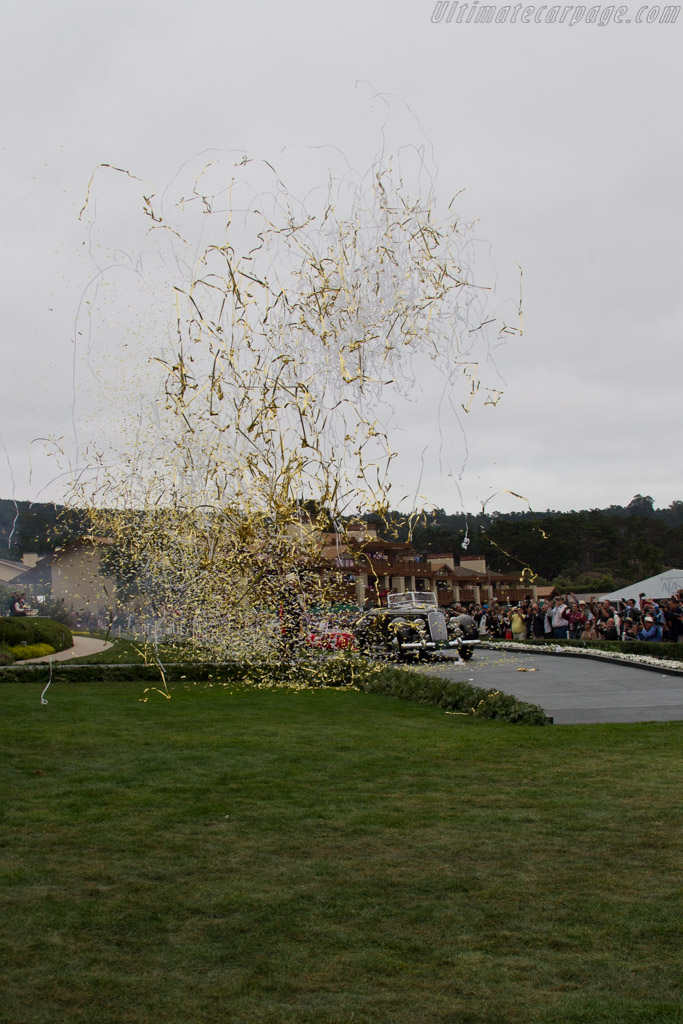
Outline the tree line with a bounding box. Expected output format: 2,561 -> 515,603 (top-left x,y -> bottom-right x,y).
2,494 -> 682,591
369,495 -> 683,590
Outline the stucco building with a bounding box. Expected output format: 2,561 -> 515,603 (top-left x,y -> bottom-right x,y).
8,538 -> 116,616
314,522 -> 535,607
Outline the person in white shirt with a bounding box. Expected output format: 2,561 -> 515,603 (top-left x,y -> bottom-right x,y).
550,596 -> 570,639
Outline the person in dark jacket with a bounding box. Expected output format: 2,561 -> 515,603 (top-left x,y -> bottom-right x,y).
530,602 -> 547,638
598,617 -> 619,641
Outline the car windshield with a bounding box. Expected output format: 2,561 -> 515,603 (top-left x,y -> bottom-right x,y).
387,592 -> 438,610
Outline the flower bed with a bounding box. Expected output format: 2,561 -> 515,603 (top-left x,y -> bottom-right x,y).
488,638 -> 683,672
9,643 -> 56,661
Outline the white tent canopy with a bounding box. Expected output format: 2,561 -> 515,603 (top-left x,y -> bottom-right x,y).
601,569 -> 683,603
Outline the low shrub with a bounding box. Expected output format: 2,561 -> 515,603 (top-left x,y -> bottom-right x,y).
0,617 -> 72,653
0,644 -> 15,665
348,662 -> 551,725
10,643 -> 56,660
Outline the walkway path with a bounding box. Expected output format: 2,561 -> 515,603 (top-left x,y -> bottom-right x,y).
426,646 -> 683,724
20,635 -> 113,664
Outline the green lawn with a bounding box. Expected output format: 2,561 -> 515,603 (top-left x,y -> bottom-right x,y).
1,681 -> 681,1024
68,635 -> 187,664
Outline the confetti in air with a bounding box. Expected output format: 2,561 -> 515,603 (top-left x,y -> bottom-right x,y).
63,124 -> 519,680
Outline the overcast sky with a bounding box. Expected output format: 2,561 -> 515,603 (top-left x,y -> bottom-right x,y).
1,0 -> 681,516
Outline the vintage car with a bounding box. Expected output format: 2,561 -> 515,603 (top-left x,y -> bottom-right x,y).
354,591 -> 480,661
307,626 -> 356,651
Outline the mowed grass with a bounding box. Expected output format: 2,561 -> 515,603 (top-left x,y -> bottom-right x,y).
1,681 -> 681,1024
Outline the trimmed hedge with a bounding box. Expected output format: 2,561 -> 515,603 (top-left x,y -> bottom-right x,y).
350,663 -> 551,725
493,637 -> 682,663
0,617 -> 72,652
0,655 -> 551,725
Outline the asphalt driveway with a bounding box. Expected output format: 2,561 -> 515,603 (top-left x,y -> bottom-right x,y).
425,646 -> 683,724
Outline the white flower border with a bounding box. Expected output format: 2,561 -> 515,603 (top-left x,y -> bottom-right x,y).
486,641 -> 683,673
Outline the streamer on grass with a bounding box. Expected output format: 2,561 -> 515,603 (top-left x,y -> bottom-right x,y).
40,658 -> 53,705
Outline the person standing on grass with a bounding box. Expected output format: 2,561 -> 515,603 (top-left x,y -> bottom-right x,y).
581,619 -> 599,641
598,617 -> 619,641
596,599 -> 619,632
543,602 -> 554,639
572,601 -> 588,637
624,598 -> 641,625
530,602 -> 546,638
565,600 -> 581,639
510,605 -> 526,641
664,597 -> 683,642
478,605 -> 493,638
550,596 -> 570,640
622,617 -> 639,640
637,615 -> 662,642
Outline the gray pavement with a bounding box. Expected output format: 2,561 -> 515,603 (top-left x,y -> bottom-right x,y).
424,646 -> 683,725
20,635 -> 113,664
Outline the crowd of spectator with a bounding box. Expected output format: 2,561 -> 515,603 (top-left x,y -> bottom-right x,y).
453,591 -> 683,643
6,585 -> 683,648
